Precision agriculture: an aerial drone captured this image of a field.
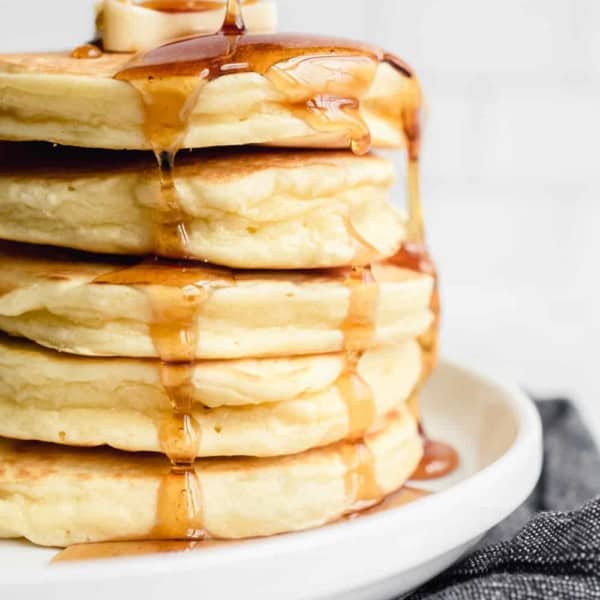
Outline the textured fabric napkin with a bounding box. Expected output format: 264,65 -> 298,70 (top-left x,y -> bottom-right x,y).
409,399 -> 600,599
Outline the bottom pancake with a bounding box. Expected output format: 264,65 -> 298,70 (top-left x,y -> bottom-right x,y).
0,410 -> 422,547
0,336 -> 423,458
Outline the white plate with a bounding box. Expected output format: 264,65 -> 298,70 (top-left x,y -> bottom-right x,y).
0,360 -> 542,600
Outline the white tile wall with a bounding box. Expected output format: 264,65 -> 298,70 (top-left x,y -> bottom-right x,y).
0,1 -> 598,435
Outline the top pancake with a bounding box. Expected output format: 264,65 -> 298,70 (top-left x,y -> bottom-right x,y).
0,47 -> 418,150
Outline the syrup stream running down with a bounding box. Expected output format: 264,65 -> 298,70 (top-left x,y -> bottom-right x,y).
337,266 -> 378,441
389,242 -> 440,382
91,257 -> 393,536
71,43 -> 103,59
411,439 -> 459,481
340,439 -> 383,512
388,242 -> 448,479
94,258 -> 235,540
336,266 -> 380,505
89,0 -> 433,541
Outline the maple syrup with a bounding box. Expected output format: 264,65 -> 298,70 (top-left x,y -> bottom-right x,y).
341,266 -> 378,351
70,43 -> 103,59
70,0 -> 436,545
151,466 -> 206,538
411,439 -> 459,481
335,266 -> 379,437
52,540 -> 205,563
348,486 -> 430,519
340,440 -> 382,512
336,351 -> 376,439
388,242 -> 440,382
94,259 -> 234,539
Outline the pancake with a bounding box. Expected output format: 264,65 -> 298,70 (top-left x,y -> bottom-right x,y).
0,335 -> 422,457
100,0 -> 278,53
0,145 -> 404,268
0,50 -> 417,150
0,409 -> 422,547
0,243 -> 434,359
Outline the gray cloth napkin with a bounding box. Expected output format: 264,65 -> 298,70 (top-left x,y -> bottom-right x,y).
409,399 -> 600,599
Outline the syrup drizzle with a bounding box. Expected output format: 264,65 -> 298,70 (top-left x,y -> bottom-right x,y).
388,242 -> 450,479
114,0 -> 420,258
411,439 -> 459,481
388,243 -> 440,382
51,486 -> 429,564
94,259 -> 234,540
336,266 -> 379,440
93,259 -> 387,527
341,266 -> 378,352
70,43 -> 103,59
151,466 -> 205,538
336,266 -> 380,500
97,0 -> 429,539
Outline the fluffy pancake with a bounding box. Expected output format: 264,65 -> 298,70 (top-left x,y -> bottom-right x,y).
0,410 -> 422,547
0,243 -> 434,359
0,145 -> 405,268
0,51 -> 415,150
0,335 -> 422,457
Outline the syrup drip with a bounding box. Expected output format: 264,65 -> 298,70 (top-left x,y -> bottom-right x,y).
94,259 -> 234,539
393,78 -> 436,379
341,266 -> 378,352
340,440 -> 382,511
336,351 -> 376,439
70,44 -> 103,59
406,391 -> 421,423
347,485 -> 430,519
345,204 -> 384,266
93,0 -> 426,543
157,362 -> 201,463
411,439 -> 459,481
389,243 -> 440,381
336,266 -> 379,438
221,0 -> 245,33
150,466 -> 205,539
119,35 -> 377,154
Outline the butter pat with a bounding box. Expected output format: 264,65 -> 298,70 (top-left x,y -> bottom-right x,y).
99,0 -> 277,53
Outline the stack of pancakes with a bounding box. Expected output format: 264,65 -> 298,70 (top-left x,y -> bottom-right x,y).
0,0 -> 437,549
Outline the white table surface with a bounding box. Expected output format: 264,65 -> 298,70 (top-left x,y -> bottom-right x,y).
426,179 -> 600,445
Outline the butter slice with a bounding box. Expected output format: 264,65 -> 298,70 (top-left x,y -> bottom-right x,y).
100,0 -> 277,53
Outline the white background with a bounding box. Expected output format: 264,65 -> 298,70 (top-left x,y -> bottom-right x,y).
0,0 -> 599,439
